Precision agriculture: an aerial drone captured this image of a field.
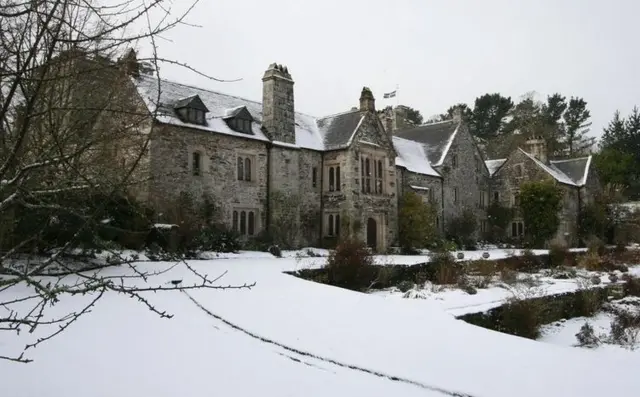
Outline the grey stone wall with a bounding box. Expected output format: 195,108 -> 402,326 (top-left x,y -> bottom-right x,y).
491,149 -> 581,243
346,112 -> 398,251
148,123 -> 268,231
437,122 -> 491,237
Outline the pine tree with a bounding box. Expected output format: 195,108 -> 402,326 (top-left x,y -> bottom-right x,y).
563,97 -> 594,156
601,110 -> 627,150
471,93 -> 514,140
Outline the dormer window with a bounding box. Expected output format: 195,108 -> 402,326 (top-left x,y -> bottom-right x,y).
173,95 -> 209,126
223,106 -> 254,134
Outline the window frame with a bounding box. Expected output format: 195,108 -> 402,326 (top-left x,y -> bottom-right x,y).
233,208 -> 258,236
192,151 -> 202,176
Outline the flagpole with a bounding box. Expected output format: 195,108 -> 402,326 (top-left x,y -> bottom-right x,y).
395,84 -> 399,107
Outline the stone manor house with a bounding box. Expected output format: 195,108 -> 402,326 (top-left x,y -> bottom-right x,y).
94,51 -> 600,251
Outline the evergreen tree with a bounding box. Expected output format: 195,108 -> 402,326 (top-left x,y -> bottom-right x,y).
541,93 -> 567,125
471,93 -> 514,140
600,110 -> 627,150
563,97 -> 594,156
404,106 -> 424,126
447,103 -> 473,121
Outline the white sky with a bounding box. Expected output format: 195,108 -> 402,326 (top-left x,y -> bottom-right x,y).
145,0 -> 640,139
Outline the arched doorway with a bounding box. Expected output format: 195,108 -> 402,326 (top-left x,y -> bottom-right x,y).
366,217 -> 377,250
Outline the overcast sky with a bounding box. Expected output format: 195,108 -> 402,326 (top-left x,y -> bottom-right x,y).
148,0 -> 640,139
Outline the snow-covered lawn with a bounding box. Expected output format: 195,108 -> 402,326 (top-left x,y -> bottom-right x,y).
1,250 -> 639,397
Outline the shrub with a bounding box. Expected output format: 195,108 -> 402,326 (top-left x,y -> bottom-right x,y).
325,239 -> 376,291
587,236 -> 606,256
578,202 -> 609,242
192,225 -> 241,253
500,297 -> 544,339
578,251 -> 602,271
430,251 -> 464,285
486,201 -> 513,242
510,249 -> 541,273
609,311 -> 640,349
624,277 -> 640,297
575,322 -> 600,348
397,280 -> 414,293
499,268 -> 518,284
447,209 -> 477,249
519,180 -> 563,248
398,191 -> 438,253
548,238 -> 569,268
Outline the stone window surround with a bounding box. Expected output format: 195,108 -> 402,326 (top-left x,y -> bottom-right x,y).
359,149 -> 386,195
326,162 -> 341,192
232,207 -> 259,236
236,151 -> 257,182
453,187 -> 458,203
513,162 -> 524,178
188,145 -> 207,177
312,167 -> 318,188
511,189 -> 521,208
325,212 -> 341,237
479,190 -> 489,208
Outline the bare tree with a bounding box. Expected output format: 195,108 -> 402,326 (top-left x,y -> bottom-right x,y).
0,0 -> 251,363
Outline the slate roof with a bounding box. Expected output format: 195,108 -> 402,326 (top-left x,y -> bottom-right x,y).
517,149 -> 591,187
316,110 -> 365,150
550,157 -> 591,186
394,119 -> 459,166
485,159 -> 507,176
393,136 -> 441,177
132,75 -> 441,177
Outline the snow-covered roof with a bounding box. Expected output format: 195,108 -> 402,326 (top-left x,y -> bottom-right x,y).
394,119 -> 460,166
133,75 -> 325,150
485,159 -> 507,176
518,149 -> 592,187
393,136 -> 441,177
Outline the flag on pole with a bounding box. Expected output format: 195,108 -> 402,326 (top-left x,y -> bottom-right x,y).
383,90 -> 397,99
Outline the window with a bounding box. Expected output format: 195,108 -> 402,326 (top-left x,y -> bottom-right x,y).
511,221 -> 525,238
329,168 -> 335,192
244,158 -> 252,181
375,160 -> 383,194
479,190 -> 488,208
192,152 -> 201,176
178,107 -> 206,125
312,167 -> 317,188
429,188 -> 435,202
233,209 -> 258,236
327,165 -> 341,192
494,191 -> 499,202
237,156 -> 253,181
514,164 -> 523,177
453,187 -> 458,203
452,155 -> 458,168
512,191 -> 521,207
326,214 -> 341,237
228,117 -> 252,133
480,220 -> 488,233
365,158 -> 371,193
237,157 -> 244,181
360,154 -> 385,195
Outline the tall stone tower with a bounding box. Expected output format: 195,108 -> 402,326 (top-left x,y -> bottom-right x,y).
262,63 -> 295,144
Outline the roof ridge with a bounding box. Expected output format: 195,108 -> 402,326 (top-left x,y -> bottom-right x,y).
137,74 -> 320,119
317,108 -> 361,121
550,156 -> 591,163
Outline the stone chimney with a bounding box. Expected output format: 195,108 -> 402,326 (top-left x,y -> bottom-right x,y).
262,63 -> 295,144
359,87 -> 375,112
379,106 -> 394,137
119,48 -> 139,78
526,136 -> 548,163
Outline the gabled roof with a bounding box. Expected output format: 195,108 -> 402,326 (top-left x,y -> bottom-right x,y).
517,149 -> 592,187
394,119 -> 459,166
393,136 -> 441,177
173,95 -> 209,112
550,157 -> 592,186
223,105 -> 253,120
485,159 -> 506,176
316,110 -> 364,150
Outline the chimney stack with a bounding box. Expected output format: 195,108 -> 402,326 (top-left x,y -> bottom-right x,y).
359,87 -> 375,112
262,63 -> 295,144
526,136 -> 548,164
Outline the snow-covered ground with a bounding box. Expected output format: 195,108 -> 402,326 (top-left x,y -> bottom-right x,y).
1,250 -> 640,397
373,266 -> 637,316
